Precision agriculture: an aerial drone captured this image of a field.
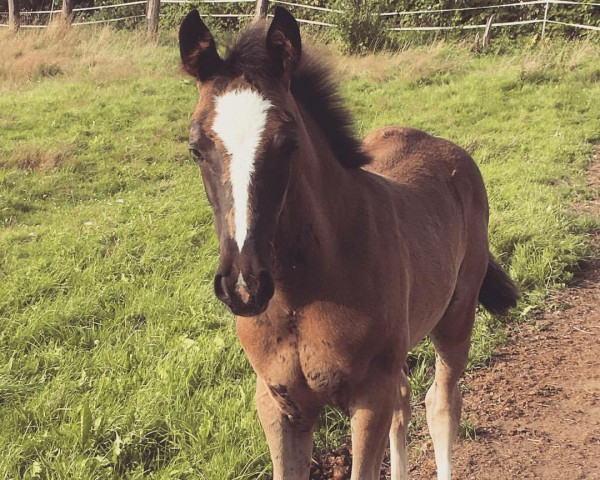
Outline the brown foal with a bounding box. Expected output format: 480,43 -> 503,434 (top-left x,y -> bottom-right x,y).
179,7 -> 518,479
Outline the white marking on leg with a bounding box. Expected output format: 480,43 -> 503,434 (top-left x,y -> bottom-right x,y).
389,433 -> 408,480
390,373 -> 410,480
212,89 -> 271,250
426,382 -> 457,480
433,440 -> 452,480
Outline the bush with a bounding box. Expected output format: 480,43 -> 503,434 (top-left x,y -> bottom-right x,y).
333,0 -> 387,54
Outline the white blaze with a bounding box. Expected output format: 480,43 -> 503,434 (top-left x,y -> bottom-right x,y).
212,89 -> 271,250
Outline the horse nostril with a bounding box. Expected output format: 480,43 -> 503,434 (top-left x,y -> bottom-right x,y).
214,273 -> 228,300
258,270 -> 275,302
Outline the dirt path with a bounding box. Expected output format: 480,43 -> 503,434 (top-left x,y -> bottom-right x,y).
409,254 -> 600,479
311,151 -> 600,479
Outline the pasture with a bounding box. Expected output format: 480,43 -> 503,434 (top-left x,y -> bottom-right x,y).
0,25 -> 599,479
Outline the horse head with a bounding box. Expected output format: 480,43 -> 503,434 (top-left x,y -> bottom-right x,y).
179,8 -> 302,316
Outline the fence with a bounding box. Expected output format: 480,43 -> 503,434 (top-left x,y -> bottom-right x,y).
1,0 -> 599,36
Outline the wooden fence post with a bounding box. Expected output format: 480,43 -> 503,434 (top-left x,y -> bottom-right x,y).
541,0 -> 550,38
147,0 -> 160,36
8,0 -> 20,32
62,0 -> 74,24
482,14 -> 494,48
254,0 -> 269,21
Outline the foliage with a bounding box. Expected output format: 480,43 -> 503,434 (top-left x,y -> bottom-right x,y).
0,27 -> 599,478
330,0 -> 599,49
331,0 -> 387,53
1,0 -> 598,47
159,0 -> 254,33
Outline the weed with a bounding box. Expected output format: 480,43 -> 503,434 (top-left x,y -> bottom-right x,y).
35,63 -> 63,79
459,417 -> 478,441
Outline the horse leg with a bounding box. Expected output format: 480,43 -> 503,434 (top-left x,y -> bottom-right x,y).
255,379 -> 316,480
389,363 -> 411,480
349,371 -> 396,480
425,299 -> 477,480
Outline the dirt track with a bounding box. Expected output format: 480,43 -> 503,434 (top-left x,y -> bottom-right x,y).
409,252 -> 600,479
311,151 -> 600,479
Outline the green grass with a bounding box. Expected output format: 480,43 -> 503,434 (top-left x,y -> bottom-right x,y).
0,28 -> 598,478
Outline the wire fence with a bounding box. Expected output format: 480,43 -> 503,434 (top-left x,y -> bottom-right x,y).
1,0 -> 599,33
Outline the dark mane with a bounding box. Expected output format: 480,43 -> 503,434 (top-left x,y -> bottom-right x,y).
223,25 -> 370,169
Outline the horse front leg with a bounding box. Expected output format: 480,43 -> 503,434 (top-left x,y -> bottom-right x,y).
349,370 -> 396,480
255,378 -> 316,480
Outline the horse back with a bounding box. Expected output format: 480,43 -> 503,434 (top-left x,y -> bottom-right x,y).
362,126 -> 488,222
364,126 -> 474,181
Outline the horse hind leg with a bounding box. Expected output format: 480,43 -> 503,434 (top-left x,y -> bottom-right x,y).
425,295 -> 479,480
388,363 -> 411,480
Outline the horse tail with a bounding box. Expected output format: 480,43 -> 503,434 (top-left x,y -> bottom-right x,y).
478,254 -> 519,315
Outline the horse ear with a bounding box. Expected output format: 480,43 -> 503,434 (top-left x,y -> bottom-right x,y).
266,7 -> 301,80
179,10 -> 223,82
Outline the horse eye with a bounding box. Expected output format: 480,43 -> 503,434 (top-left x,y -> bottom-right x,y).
274,134 -> 297,156
281,138 -> 298,156
189,147 -> 204,162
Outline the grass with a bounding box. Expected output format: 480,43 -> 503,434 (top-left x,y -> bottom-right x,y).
0,26 -> 599,479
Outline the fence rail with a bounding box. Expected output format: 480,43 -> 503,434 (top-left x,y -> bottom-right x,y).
1,0 -> 599,34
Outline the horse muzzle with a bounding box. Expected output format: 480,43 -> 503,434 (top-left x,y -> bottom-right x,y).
214,266 -> 275,317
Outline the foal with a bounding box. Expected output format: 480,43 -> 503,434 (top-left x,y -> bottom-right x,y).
179,8 -> 518,479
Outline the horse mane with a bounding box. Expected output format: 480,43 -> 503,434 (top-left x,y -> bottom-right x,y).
223,25 -> 371,169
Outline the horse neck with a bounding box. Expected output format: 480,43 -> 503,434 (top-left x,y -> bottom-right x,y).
273,102 -> 360,289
